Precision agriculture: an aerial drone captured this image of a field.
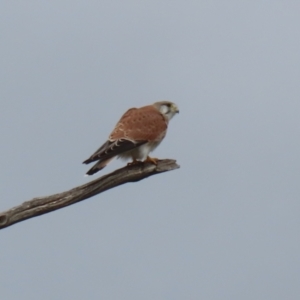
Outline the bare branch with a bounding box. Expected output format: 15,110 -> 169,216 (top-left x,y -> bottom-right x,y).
0,159 -> 179,230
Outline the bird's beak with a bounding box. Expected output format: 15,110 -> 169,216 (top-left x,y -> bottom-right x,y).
172,104 -> 179,114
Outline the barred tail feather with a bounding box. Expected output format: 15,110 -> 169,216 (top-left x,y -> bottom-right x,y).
85,157 -> 114,176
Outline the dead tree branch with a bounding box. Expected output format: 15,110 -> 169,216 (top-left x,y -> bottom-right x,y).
0,159 -> 179,230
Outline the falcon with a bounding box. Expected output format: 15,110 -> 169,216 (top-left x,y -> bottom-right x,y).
83,101 -> 179,175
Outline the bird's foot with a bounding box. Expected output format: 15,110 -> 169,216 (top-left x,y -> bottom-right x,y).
143,156 -> 159,165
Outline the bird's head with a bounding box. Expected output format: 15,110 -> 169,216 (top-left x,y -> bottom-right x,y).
154,101 -> 179,121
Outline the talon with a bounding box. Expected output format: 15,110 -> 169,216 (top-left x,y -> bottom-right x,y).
143,156 -> 158,165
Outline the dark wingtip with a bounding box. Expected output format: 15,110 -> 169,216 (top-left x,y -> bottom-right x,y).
83,159 -> 91,164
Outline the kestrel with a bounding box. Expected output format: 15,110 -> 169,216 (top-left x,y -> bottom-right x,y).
83,101 -> 179,175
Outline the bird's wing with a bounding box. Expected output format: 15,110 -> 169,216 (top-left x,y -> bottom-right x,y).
83,105 -> 167,165
83,139 -> 146,164
110,105 -> 168,141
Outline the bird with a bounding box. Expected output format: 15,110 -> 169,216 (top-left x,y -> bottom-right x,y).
83,101 -> 179,175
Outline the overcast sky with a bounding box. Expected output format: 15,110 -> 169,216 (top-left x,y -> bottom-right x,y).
1,1 -> 300,299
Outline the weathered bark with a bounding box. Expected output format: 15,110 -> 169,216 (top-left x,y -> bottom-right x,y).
0,159 -> 179,230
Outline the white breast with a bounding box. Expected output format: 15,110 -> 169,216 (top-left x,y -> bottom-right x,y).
118,141 -> 162,161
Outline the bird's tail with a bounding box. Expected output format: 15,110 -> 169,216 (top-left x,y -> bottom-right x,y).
85,157 -> 114,176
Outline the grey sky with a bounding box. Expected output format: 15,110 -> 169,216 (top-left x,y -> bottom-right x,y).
1,1 -> 300,299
